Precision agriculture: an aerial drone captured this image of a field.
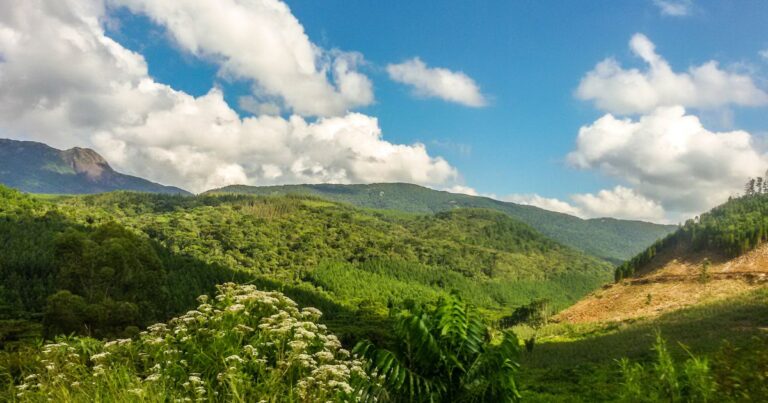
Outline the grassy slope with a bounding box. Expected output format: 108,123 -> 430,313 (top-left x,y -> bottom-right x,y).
519,287 -> 768,401
207,183 -> 676,263
520,194 -> 768,401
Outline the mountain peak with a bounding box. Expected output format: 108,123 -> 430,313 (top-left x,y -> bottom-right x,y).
0,138 -> 189,195
60,147 -> 112,181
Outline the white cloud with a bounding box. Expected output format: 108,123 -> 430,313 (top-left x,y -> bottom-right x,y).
504,187 -> 665,222
386,58 -> 487,107
238,96 -> 281,116
760,49 -> 768,62
567,106 -> 768,216
110,0 -> 374,117
652,0 -> 692,17
0,0 -> 458,193
443,185 -> 480,196
576,34 -> 768,114
571,187 -> 665,222
504,194 -> 582,217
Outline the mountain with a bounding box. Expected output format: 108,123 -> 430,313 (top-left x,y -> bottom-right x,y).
206,183 -> 677,263
558,193 -> 768,323
0,138 -> 189,195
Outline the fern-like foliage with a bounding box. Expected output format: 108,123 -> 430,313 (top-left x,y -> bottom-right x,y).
353,295 -> 522,402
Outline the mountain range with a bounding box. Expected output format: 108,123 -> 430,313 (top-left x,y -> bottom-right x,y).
0,138 -> 188,195
0,137 -> 676,263
207,183 -> 677,263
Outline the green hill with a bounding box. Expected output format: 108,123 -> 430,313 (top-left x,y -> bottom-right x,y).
616,192 -> 768,281
206,183 -> 676,263
0,138 -> 189,195
0,185 -> 610,344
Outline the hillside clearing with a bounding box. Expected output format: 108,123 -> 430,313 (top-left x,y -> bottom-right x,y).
556,243 -> 768,324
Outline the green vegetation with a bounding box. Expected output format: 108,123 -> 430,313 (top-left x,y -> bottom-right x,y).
616,192 -> 768,280
618,332 -> 716,402
54,191 -> 612,315
0,185 -> 610,344
207,183 -> 676,263
355,295 -> 521,402
1,180 -> 766,401
518,288 -> 768,401
618,330 -> 768,402
4,283 -> 378,402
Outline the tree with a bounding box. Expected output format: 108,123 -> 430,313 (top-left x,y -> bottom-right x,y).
745,178 -> 755,196
699,258 -> 711,284
48,223 -> 169,337
354,295 -> 521,402
499,299 -> 551,351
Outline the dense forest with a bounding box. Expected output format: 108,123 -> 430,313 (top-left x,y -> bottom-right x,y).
0,185 -> 610,345
2,184 -> 767,401
0,185 -> 609,401
615,189 -> 768,281
208,183 -> 676,263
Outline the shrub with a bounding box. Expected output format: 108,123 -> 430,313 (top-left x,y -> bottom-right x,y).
10,283 -> 377,402
354,295 -> 521,402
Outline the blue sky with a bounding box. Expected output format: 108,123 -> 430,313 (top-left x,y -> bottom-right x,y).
1,0 -> 767,222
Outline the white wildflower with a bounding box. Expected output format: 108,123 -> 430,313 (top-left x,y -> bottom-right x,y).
227,304 -> 246,312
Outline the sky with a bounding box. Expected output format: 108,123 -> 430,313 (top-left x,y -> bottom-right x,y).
0,0 -> 767,223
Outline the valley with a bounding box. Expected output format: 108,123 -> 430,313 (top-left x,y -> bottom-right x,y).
1,181 -> 767,401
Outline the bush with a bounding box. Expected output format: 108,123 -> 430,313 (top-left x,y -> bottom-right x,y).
10,283 -> 378,402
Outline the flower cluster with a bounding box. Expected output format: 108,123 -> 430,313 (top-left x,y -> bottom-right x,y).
11,283 -> 377,402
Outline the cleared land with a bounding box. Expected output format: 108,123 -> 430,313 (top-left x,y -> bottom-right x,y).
556,243 -> 768,324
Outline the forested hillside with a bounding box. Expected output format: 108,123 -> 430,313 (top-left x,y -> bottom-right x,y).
616,191 -> 768,281
0,185 -> 610,345
207,183 -> 676,263
0,138 -> 188,195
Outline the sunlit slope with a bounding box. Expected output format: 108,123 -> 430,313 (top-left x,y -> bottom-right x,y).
557,242 -> 768,323
206,183 -> 676,263
558,193 -> 768,323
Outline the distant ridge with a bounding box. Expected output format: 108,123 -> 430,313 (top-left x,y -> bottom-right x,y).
0,138 -> 189,195
206,183 -> 677,263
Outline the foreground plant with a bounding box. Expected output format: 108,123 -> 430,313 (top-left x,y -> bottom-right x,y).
10,283 -> 376,402
618,332 -> 716,403
354,295 -> 521,402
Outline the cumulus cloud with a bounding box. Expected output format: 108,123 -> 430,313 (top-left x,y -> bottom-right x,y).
504,194 -> 582,217
576,34 -> 768,114
567,106 -> 768,216
652,0 -> 692,17
571,187 -> 665,222
504,187 -> 665,222
760,49 -> 768,62
110,0 -> 373,117
386,58 -> 487,107
442,185 -> 480,196
0,0 -> 458,192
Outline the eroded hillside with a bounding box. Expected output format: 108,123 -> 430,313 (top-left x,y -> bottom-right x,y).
557,243 -> 768,323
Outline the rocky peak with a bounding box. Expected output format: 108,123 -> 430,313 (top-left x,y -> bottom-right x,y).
60,147 -> 113,181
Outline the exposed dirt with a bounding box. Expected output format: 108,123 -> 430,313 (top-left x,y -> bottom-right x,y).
556,243 -> 768,324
